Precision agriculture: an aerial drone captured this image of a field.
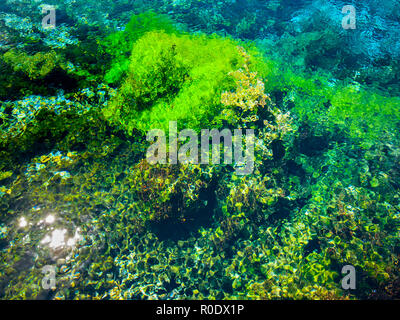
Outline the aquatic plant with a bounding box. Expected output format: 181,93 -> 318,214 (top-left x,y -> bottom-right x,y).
127,159 -> 215,224
104,31 -> 254,134
216,47 -> 294,221
259,59 -> 400,149
3,49 -> 60,80
103,11 -> 180,85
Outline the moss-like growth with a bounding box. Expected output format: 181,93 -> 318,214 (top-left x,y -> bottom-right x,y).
262,62 -> 400,146
3,49 -> 60,80
104,31 -> 252,134
103,11 -> 180,84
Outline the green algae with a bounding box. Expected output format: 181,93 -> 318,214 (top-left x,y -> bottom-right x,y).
104,31 -> 247,134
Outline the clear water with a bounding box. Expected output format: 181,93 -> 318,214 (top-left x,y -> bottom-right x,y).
0,0 -> 400,300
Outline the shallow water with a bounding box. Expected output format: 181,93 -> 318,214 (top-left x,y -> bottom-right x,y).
0,0 -> 400,300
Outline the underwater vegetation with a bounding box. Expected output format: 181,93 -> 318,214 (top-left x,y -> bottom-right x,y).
1,1 -> 400,300
104,30 -> 243,134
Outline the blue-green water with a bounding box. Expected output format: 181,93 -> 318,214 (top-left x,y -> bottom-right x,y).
0,0 -> 400,300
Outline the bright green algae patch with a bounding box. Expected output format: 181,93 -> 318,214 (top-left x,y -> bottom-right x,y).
263,64 -> 400,145
103,11 -> 180,85
103,29 -> 269,134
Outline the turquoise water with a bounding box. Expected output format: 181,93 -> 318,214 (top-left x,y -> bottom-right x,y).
0,0 -> 400,300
